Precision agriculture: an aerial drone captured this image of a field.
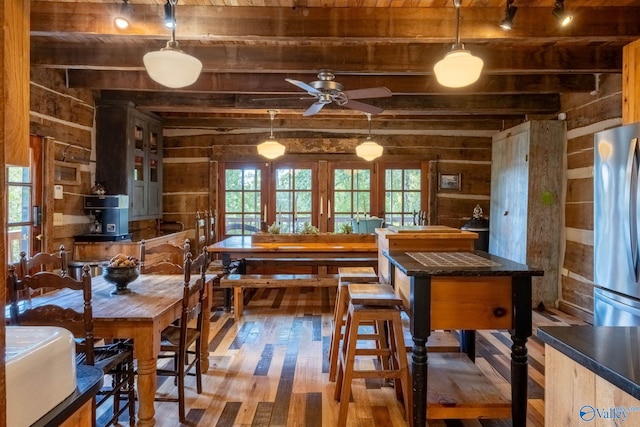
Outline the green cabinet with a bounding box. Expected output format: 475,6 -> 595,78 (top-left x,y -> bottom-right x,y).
96,100 -> 163,220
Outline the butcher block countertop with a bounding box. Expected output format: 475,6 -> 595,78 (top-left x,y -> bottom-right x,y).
376,226 -> 478,241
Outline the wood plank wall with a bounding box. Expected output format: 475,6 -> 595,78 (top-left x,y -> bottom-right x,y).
558,73 -> 623,323
30,68 -> 96,253
162,131 -> 492,231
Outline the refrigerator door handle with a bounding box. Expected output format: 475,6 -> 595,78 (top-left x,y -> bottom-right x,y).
633,138 -> 640,282
628,137 -> 640,282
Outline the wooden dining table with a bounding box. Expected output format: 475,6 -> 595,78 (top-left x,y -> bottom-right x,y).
9,272 -> 213,427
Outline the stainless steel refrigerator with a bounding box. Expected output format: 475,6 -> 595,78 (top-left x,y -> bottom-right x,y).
594,122 -> 640,326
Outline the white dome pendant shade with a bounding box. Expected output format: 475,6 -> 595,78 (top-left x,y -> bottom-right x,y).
257,139 -> 286,159
356,113 -> 383,161
433,0 -> 483,88
434,45 -> 484,88
143,44 -> 202,89
257,110 -> 286,159
356,140 -> 384,161
143,0 -> 202,89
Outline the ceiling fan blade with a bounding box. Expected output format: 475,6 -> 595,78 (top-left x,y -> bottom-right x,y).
343,100 -> 384,116
342,87 -> 392,100
285,78 -> 323,96
303,102 -> 325,116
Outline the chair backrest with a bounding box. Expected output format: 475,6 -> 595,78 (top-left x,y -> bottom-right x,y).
190,246 -> 209,273
179,253 -> 206,347
194,211 -> 207,254
7,264 -> 95,364
140,239 -> 191,274
207,209 -> 216,244
17,245 -> 69,278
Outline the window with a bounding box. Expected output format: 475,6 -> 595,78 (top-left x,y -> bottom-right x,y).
332,168 -> 372,231
7,166 -> 33,264
274,167 -> 312,233
383,168 -> 422,226
223,166 -> 263,235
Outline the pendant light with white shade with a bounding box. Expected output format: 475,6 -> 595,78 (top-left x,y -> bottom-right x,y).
257,110 -> 286,159
143,0 -> 202,89
433,0 -> 484,88
356,113 -> 383,161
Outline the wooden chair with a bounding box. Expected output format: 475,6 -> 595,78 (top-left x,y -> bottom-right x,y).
7,264 -> 136,426
11,246 -> 69,301
413,210 -> 427,226
194,211 -> 208,254
18,245 -> 69,276
139,239 -> 191,274
206,209 -> 216,244
154,252 -> 206,423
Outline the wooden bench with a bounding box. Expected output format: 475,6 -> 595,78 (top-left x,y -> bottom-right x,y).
243,257 -> 378,269
220,273 -> 339,321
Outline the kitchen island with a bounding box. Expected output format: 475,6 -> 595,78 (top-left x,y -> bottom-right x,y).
538,325 -> 640,425
383,250 -> 543,427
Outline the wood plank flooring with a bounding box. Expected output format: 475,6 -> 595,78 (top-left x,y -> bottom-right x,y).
105,286 -> 587,426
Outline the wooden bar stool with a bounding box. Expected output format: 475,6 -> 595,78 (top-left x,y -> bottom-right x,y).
329,267 -> 379,381
333,283 -> 411,427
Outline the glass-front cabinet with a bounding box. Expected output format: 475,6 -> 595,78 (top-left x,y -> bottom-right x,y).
96,100 -> 163,220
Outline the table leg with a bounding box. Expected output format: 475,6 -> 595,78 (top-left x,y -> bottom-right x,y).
200,279 -> 212,371
133,331 -> 158,427
410,275 -> 432,427
511,275 -> 532,426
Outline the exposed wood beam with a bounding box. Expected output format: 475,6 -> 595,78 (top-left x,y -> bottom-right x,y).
101,91 -> 560,116
70,70 -> 597,94
30,4 -> 640,44
32,42 -> 623,74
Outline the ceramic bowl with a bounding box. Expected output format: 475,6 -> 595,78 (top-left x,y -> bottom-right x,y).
102,266 -> 139,295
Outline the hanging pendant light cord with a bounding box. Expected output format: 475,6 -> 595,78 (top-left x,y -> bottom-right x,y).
454,0 -> 462,47
168,0 -> 178,48
366,113 -> 373,140
269,110 -> 277,138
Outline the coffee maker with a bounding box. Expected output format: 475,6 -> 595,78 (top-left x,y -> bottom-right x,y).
75,195 -> 131,242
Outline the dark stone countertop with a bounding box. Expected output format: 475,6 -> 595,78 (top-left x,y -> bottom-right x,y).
32,365 -> 104,427
538,325 -> 640,400
383,250 -> 544,278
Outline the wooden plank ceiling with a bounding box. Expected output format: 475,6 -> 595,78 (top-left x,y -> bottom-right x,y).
30,0 -> 640,134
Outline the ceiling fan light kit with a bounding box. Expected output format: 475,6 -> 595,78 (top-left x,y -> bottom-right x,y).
434,0 -> 484,88
257,110 -> 286,159
143,0 -> 202,88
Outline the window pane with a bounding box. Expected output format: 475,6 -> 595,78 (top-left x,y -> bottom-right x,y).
8,185 -> 31,223
7,225 -> 30,264
383,168 -> 421,226
225,170 -> 242,190
224,167 -> 262,235
295,169 -> 312,189
334,169 -> 352,190
354,169 -> 370,189
276,169 -> 291,190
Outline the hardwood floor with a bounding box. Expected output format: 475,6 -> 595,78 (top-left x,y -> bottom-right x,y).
106,287 -> 587,426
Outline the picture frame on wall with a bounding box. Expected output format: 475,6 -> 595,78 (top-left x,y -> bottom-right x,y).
439,173 -> 461,190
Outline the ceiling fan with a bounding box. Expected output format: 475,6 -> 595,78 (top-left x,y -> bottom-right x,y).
285,70 -> 392,117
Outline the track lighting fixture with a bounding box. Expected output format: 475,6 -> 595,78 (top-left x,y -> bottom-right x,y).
433,0 -> 484,88
143,0 -> 202,88
499,0 -> 518,30
257,110 -> 286,159
552,0 -> 573,27
164,0 -> 175,29
114,0 -> 133,30
356,113 -> 383,162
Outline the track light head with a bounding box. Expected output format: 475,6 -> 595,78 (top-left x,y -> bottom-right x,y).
164,0 -> 176,29
114,0 -> 133,30
552,0 -> 573,27
499,1 -> 518,30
